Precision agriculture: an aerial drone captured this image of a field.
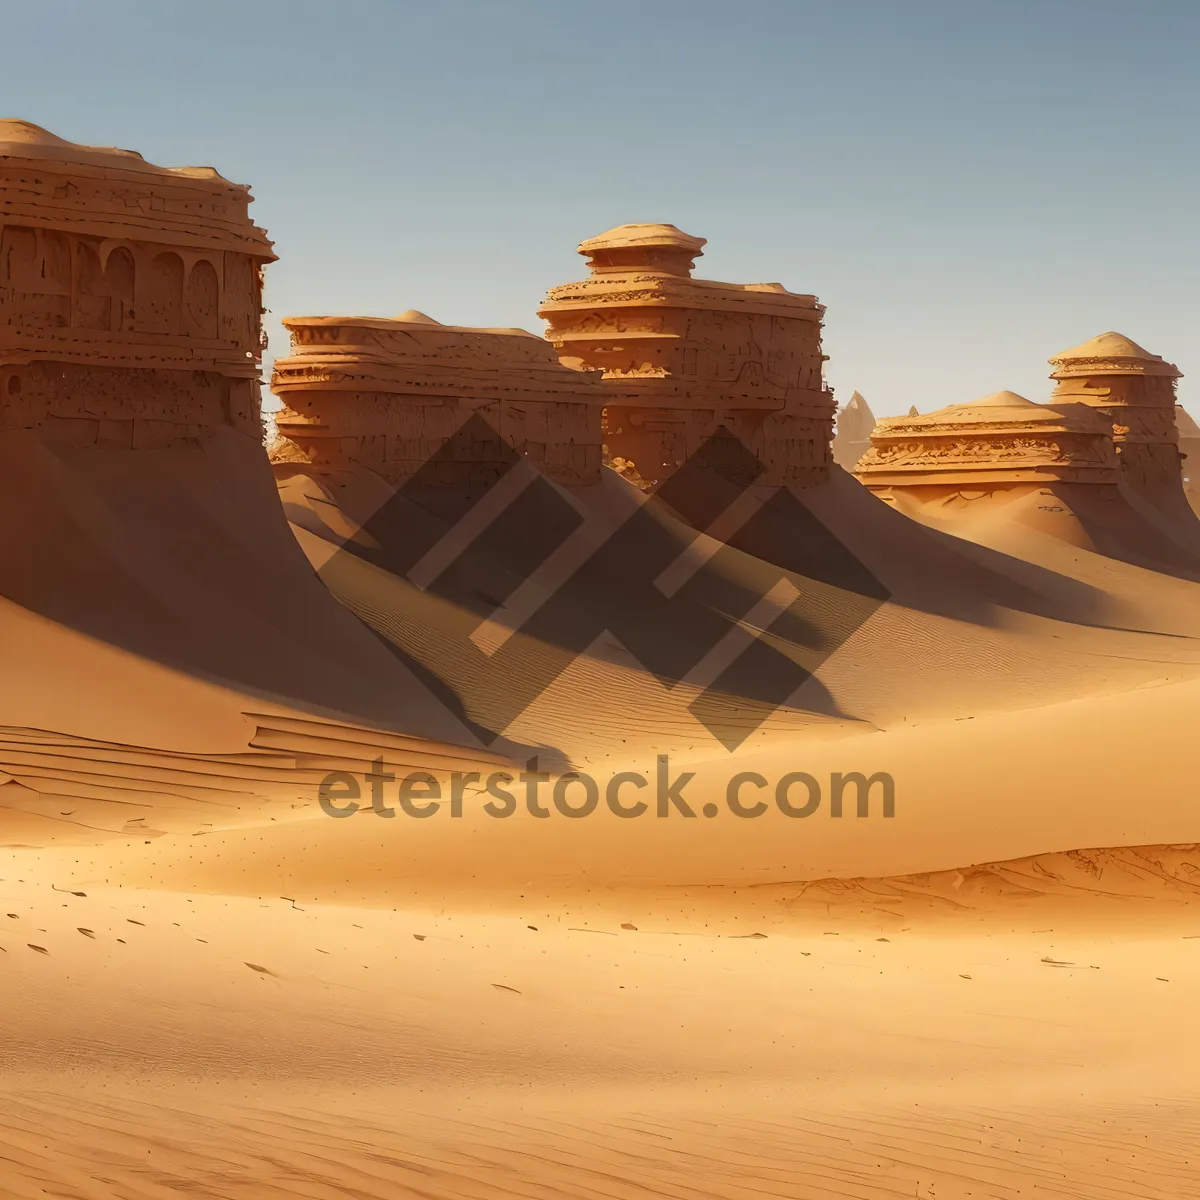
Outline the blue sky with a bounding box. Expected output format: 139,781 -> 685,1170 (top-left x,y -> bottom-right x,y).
4,0 -> 1197,416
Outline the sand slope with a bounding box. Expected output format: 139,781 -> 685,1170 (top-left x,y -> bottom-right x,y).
2,379 -> 1199,1194
2,840 -> 1198,1198
276,458 -> 1200,779
0,424 -> 515,847
20,121 -> 1197,1195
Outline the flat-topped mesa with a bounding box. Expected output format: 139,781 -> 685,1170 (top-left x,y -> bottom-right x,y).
269,313 -> 606,487
538,223 -> 832,488
855,390 -> 1119,498
832,390 -> 876,471
0,120 -> 275,446
1048,332 -> 1184,505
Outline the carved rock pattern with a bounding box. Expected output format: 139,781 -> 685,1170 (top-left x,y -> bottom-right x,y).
0,120 -> 275,443
269,314 -> 606,487
1048,331 -> 1185,502
855,391 -> 1120,490
538,224 -> 833,487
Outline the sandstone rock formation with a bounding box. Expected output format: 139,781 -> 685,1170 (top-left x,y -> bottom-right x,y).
1048,332 -> 1186,513
0,119 -> 273,445
854,390 -> 1119,496
852,387 -> 1200,573
832,390 -> 875,470
270,312 -> 605,488
538,223 -> 833,487
10,149 -> 1200,1200
0,120 -> 495,826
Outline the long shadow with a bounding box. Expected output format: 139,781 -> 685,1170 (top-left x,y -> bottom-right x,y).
293,424 -> 1200,756
311,430 -> 886,750
0,428 -> 507,747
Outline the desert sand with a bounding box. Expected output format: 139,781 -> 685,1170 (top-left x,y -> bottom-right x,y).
2,131 -> 1198,1197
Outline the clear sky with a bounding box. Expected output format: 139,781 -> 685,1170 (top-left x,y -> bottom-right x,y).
4,0 -> 1197,417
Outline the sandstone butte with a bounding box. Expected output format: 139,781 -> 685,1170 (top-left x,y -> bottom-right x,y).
0,117 -> 506,834
270,310 -> 606,488
537,222 -> 834,487
1049,330 -> 1190,519
2,125 -> 1200,1200
855,388 -> 1121,492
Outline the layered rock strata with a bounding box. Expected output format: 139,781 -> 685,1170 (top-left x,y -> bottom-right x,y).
270,311 -> 605,488
0,119 -> 274,446
538,223 -> 833,487
1048,332 -> 1184,508
855,390 -> 1119,494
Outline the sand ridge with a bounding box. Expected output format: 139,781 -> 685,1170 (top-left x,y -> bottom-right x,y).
1,123 -> 1198,1197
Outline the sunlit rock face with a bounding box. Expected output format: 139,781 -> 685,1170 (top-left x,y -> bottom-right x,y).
0,119 -> 275,447
1048,332 -> 1186,512
539,223 -> 834,488
854,390 -> 1120,498
269,312 -> 606,489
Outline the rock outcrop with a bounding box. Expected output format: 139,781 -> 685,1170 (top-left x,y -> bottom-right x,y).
854,390 -> 1119,495
0,119 -> 490,785
270,312 -> 605,488
832,390 -> 875,470
538,223 -> 833,487
1048,332 -> 1185,513
0,119 -> 274,446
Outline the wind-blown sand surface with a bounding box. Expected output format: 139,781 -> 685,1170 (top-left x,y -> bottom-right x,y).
3,839 -> 1199,1198
7,452 -> 1194,1196
2,121 -> 1197,1196
10,423 -> 1200,1194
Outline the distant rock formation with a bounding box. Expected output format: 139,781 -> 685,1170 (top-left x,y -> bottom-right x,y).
269,313 -> 605,488
1048,332 -> 1186,514
855,390 -> 1119,494
0,119 -> 274,446
832,390 -> 875,470
538,223 -> 833,487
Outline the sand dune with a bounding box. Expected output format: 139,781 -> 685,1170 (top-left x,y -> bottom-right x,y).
1,127 -> 1197,1196
278,457 -> 1200,774
0,122 -> 507,857
4,1085 -> 1196,1199
4,839 -> 1200,1197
